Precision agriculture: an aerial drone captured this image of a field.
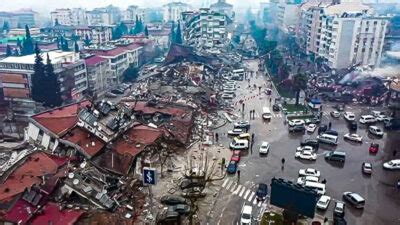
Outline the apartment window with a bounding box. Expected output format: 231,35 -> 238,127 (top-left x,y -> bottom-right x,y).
374,21 -> 377,25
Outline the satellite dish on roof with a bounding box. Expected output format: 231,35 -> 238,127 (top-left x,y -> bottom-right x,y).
68,173 -> 74,179
80,162 -> 87,168
73,179 -> 79,185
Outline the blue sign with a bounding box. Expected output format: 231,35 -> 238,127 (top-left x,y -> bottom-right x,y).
143,167 -> 157,185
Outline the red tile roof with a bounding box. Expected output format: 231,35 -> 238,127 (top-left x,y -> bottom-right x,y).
124,42 -> 142,51
63,127 -> 105,158
93,151 -> 134,175
84,55 -> 107,66
31,100 -> 91,136
4,198 -> 36,224
30,202 -> 84,225
0,152 -> 62,201
114,125 -> 163,157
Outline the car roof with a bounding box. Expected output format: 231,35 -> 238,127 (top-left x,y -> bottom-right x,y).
389,159 -> 400,163
336,201 -> 345,207
242,205 -> 252,214
261,141 -> 269,145
349,193 -> 365,201
319,195 -> 330,200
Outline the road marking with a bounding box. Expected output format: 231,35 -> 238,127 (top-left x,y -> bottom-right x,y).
253,198 -> 258,205
247,192 -> 255,202
233,185 -> 243,195
230,183 -> 238,192
222,179 -> 229,188
225,180 -> 233,190
243,189 -> 251,199
239,187 -> 246,197
258,201 -> 262,207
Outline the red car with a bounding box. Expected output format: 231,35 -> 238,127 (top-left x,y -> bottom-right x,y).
231,150 -> 241,162
369,143 -> 379,154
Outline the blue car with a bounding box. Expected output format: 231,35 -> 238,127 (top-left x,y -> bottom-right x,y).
227,161 -> 238,174
256,183 -> 268,201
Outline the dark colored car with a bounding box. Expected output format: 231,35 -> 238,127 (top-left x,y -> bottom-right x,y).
334,104 -> 345,111
324,130 -> 339,136
369,143 -> 379,154
318,124 -> 328,134
289,125 -> 305,133
168,204 -> 191,215
227,161 -> 238,174
179,179 -> 205,190
384,118 -> 400,130
160,195 -> 187,205
111,89 -> 124,94
273,104 -> 280,112
349,121 -> 357,131
334,217 -> 347,225
157,209 -> 180,223
256,183 -> 268,201
300,139 -> 319,150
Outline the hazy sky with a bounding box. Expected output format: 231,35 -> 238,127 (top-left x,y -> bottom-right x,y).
0,0 -> 265,13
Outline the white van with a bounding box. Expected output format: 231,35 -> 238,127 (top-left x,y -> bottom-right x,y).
297,176 -> 319,185
359,115 -> 376,124
317,134 -> 338,145
304,181 -> 326,195
262,107 -> 272,120
229,139 -> 249,150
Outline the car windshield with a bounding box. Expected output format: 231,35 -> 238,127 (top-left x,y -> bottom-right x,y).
242,213 -> 251,219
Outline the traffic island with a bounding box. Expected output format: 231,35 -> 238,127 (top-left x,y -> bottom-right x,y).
260,212 -> 284,225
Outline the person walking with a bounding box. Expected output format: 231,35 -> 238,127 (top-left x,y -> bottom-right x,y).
393,150 -> 397,157
328,121 -> 332,130
237,169 -> 241,180
215,133 -> 219,143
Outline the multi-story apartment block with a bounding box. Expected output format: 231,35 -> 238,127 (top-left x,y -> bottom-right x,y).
123,5 -> 139,21
210,0 -> 234,19
0,9 -> 38,28
84,55 -> 111,97
0,51 -> 88,104
71,8 -> 87,26
163,2 -> 191,23
50,8 -> 73,25
86,5 -> 121,26
276,1 -> 301,33
297,1 -> 388,70
182,8 -> 228,50
74,25 -> 113,45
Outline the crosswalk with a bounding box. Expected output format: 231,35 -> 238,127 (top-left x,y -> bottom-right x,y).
221,179 -> 265,207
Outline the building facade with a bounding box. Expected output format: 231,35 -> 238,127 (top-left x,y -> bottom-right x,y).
86,5 -> 121,26
182,8 -> 228,50
51,8 -> 73,26
71,8 -> 87,26
84,55 -> 110,97
210,0 -> 233,19
163,2 -> 191,23
0,10 -> 38,29
297,2 -> 388,70
74,25 -> 113,45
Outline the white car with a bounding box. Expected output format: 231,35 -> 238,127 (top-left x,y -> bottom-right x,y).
298,168 -> 321,178
343,112 -> 355,121
259,142 -> 270,154
383,159 -> 400,170
295,150 -> 317,161
376,115 -> 389,122
306,124 -> 317,133
240,205 -> 252,224
359,115 -> 376,124
316,195 -> 331,210
330,110 -> 341,118
368,126 -> 384,137
297,176 -> 319,185
296,145 -> 314,152
228,128 -> 245,136
343,133 -> 363,143
234,121 -> 250,129
288,119 -> 305,127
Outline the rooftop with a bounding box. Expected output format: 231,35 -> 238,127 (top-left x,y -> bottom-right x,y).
63,127 -> 106,158
325,2 -> 371,15
31,100 -> 91,136
30,202 -> 84,225
84,55 -> 107,66
0,50 -> 78,65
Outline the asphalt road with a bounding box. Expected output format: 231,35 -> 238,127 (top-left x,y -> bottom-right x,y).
207,59 -> 400,225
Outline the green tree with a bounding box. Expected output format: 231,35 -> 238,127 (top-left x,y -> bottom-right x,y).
292,73 -> 308,105
123,66 -> 139,82
6,45 -> 12,56
61,38 -> 70,51
132,15 -> 144,35
44,53 -> 62,107
2,21 -> 9,33
31,43 -> 45,102
144,26 -> 149,38
22,25 -> 34,55
84,34 -> 91,46
74,41 -> 79,53
112,25 -> 123,40
175,21 -> 182,44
